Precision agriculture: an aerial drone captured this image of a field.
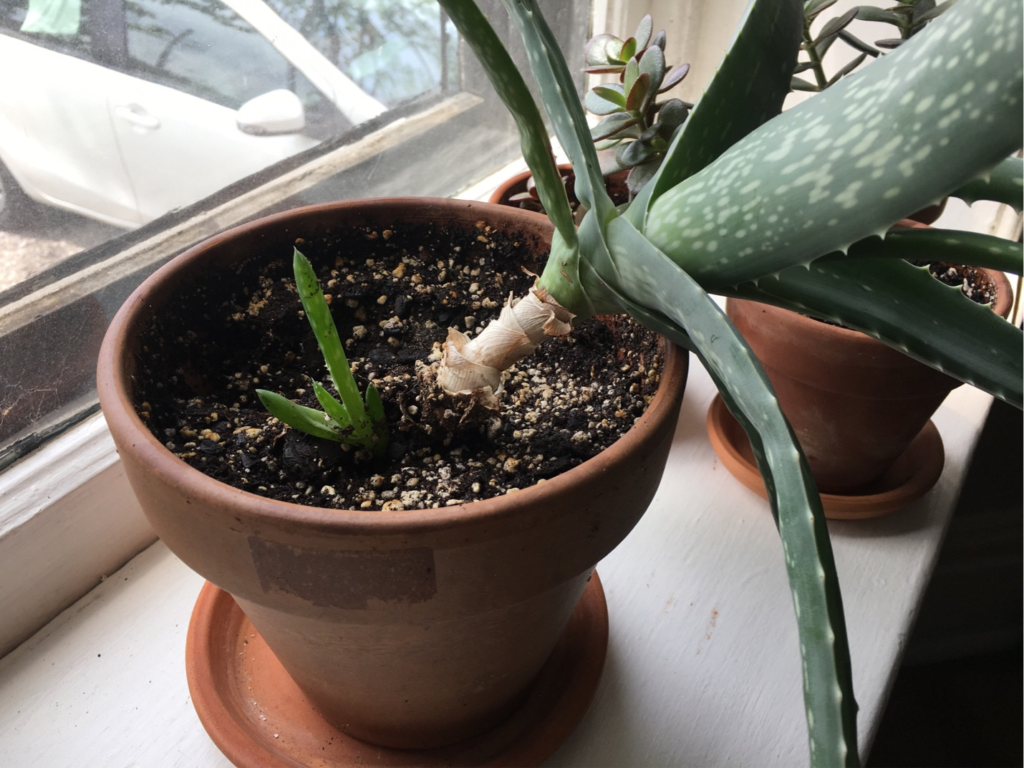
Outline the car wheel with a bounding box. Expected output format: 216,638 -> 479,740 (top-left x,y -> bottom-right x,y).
0,160 -> 32,229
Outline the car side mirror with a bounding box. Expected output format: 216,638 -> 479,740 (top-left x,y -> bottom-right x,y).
236,90 -> 305,136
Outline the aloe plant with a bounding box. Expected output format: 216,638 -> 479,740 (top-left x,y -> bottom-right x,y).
256,248 -> 389,456
432,0 -> 1023,765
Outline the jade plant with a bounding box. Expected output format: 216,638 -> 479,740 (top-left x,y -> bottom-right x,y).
793,0 -> 956,93
584,14 -> 693,194
428,1 -> 1021,766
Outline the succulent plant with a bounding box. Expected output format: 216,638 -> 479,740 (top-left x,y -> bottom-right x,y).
793,0 -> 957,93
584,14 -> 693,194
256,249 -> 389,456
434,0 -> 1023,765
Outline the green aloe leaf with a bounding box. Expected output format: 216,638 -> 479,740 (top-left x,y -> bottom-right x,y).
590,216 -> 859,768
499,0 -> 614,220
313,380 -> 353,430
627,0 -> 804,227
256,389 -> 342,443
293,249 -> 372,441
846,228 -> 1024,274
365,383 -> 385,425
436,0 -> 577,248
731,256 -> 1023,408
951,156 -> 1024,212
643,0 -> 1023,290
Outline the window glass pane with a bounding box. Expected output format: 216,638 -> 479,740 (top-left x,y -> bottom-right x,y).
263,0 -> 455,106
125,0 -> 302,109
0,0 -> 589,467
0,0 -> 94,59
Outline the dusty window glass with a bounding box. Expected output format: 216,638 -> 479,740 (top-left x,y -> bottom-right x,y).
0,0 -> 589,468
263,0 -> 456,108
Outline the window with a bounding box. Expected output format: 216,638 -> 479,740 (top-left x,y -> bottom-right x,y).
0,0 -> 589,656
0,0 -> 588,461
124,0 -> 315,109
263,0 -> 458,107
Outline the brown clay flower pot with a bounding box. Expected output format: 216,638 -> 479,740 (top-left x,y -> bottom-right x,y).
489,165 -> 631,210
96,198 -> 688,756
722,263 -> 1011,497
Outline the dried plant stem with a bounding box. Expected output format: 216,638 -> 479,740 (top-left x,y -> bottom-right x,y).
436,285 -> 575,398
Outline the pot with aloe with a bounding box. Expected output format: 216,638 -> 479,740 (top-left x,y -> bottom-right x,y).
98,0 -> 1022,765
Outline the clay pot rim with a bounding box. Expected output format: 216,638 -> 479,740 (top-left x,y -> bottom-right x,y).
97,197 -> 687,537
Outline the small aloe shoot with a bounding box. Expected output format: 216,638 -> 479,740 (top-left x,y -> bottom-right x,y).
256,249 -> 388,456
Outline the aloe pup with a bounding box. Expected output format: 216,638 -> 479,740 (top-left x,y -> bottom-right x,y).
427,1 -> 1023,766
256,249 -> 388,456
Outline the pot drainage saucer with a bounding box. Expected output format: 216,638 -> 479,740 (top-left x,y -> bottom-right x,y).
706,395 -> 945,520
185,572 -> 608,767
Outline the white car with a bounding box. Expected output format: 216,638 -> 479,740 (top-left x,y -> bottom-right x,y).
0,0 -> 446,228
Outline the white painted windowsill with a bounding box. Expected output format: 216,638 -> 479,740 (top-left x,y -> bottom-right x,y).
0,361 -> 996,766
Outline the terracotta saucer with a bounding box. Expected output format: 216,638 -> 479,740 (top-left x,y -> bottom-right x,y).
185,572 -> 608,767
706,395 -> 945,519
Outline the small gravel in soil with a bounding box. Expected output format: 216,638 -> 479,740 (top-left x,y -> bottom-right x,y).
136,219 -> 663,511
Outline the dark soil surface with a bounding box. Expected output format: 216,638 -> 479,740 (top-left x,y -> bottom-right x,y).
135,219 -> 662,511
921,261 -> 998,304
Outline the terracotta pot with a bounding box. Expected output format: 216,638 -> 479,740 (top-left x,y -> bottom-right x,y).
726,254 -> 1011,494
908,197 -> 948,225
97,198 -> 688,751
489,165 -> 631,210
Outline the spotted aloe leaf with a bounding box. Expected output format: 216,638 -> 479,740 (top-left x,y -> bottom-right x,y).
846,228 -> 1024,274
642,0 -> 1024,290
588,216 -> 860,768
435,0 -> 577,249
627,0 -> 804,226
729,251 -> 1023,409
951,155 -> 1024,212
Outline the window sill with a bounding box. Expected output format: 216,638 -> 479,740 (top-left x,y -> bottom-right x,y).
0,363 -> 997,764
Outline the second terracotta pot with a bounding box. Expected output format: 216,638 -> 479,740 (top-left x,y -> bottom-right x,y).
726,264 -> 1011,494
